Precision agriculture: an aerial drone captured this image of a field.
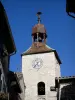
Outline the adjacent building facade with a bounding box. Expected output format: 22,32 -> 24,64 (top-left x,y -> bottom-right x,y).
0,1 -> 23,100
55,76 -> 75,100
0,1 -> 16,94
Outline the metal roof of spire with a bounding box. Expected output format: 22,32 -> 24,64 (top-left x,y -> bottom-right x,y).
32,12 -> 47,35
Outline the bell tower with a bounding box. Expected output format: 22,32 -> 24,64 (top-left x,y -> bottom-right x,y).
32,12 -> 47,44
21,12 -> 61,100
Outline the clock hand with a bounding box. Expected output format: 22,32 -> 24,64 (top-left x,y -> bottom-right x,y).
36,61 -> 40,66
33,62 -> 39,68
33,64 -> 37,68
33,62 -> 38,68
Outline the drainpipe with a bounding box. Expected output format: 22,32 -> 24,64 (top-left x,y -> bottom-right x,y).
58,79 -> 60,100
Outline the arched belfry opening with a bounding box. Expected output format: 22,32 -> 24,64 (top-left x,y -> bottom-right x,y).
32,12 -> 47,45
37,82 -> 45,95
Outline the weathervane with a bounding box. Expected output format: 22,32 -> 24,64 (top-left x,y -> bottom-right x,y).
37,12 -> 42,23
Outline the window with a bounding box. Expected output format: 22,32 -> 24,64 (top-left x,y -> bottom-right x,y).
37,82 -> 45,95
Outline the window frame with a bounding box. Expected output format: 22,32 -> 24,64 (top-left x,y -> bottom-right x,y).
37,82 -> 45,95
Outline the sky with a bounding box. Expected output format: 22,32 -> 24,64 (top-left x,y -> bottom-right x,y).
1,0 -> 75,76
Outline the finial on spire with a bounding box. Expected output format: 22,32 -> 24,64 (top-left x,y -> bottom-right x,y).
37,12 -> 42,23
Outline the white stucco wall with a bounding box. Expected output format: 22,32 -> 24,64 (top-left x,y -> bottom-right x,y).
54,57 -> 61,77
22,52 -> 60,100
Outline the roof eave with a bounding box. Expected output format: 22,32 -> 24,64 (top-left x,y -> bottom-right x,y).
53,50 -> 62,64
55,76 -> 75,88
0,2 -> 16,55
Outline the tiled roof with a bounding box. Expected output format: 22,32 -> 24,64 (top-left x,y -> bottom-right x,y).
22,42 -> 53,55
55,76 -> 75,87
21,42 -> 61,64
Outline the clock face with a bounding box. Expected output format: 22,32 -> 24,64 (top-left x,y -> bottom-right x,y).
32,58 -> 43,69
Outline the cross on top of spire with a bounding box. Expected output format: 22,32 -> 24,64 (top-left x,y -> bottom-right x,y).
37,12 -> 42,23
